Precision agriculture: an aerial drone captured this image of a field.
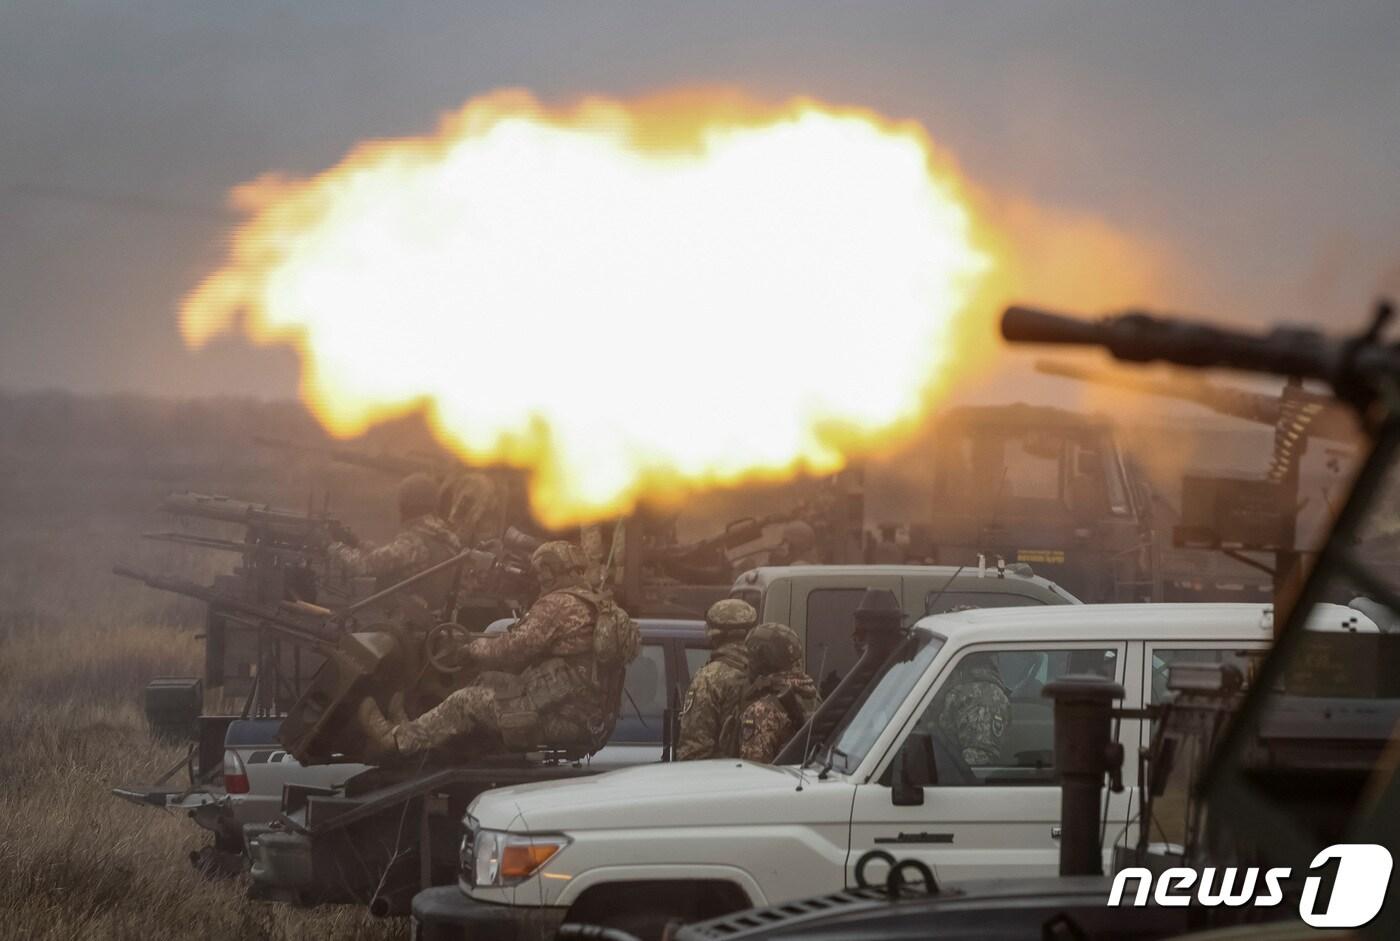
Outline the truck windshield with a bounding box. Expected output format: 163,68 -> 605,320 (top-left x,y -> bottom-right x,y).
819,630 -> 946,775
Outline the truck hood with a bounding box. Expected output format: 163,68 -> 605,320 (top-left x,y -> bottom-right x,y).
471,760 -> 847,832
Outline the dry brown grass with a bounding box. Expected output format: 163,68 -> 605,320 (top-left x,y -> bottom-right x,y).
0,618 -> 405,940
0,393 -> 422,939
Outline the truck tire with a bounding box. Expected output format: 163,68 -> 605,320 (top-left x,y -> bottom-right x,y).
566,881 -> 748,941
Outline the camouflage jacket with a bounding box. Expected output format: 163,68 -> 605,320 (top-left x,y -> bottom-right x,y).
935,666 -> 1010,766
464,589 -> 605,718
464,590 -> 595,672
736,671 -> 821,764
327,514 -> 462,608
677,642 -> 749,760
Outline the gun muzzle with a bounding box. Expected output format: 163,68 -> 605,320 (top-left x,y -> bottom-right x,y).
502,526 -> 543,556
1001,306 -> 1108,347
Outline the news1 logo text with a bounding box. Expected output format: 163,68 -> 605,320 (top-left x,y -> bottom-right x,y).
1109,844 -> 1393,928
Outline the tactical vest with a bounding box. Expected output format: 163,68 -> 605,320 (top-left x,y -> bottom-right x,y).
716,673 -> 817,759
495,587 -> 639,753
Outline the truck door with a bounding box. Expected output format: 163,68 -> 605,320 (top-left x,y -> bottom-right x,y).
846,641 -> 1131,885
792,574 -> 902,694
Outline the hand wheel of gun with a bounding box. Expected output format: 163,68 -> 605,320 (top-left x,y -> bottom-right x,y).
425,621 -> 474,672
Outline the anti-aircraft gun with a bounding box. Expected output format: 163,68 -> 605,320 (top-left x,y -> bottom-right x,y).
118,525 -> 544,764
1034,358 -> 1362,608
125,491 -> 366,726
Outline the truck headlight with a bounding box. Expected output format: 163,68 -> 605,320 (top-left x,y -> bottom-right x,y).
467,826 -> 570,887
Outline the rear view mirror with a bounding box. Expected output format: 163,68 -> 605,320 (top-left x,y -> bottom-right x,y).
891,732 -> 936,806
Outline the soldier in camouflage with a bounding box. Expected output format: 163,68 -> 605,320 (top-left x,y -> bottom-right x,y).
438,470 -> 507,548
357,540 -> 614,758
934,652 -> 1011,766
730,622 -> 820,763
676,598 -> 758,760
326,473 -> 463,611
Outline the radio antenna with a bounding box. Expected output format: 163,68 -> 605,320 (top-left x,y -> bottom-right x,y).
795,642 -> 828,793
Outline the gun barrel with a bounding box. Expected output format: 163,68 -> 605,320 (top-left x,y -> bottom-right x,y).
113,565 -> 339,651
1002,306 -> 1109,347
1003,304 -> 1400,390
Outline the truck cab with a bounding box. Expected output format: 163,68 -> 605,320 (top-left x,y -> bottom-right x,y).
412,603 -> 1375,941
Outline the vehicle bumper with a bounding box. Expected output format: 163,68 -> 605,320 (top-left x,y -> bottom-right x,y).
411,887 -> 566,941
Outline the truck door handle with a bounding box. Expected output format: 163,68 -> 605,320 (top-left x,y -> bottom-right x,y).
1050,826 -> 1062,840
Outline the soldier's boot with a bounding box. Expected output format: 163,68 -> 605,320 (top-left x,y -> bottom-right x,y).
386,691 -> 409,725
356,698 -> 400,761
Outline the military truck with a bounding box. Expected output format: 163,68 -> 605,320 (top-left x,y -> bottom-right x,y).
865,403 -> 1282,605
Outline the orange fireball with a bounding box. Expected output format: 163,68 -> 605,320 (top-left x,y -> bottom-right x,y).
181,89 -> 995,526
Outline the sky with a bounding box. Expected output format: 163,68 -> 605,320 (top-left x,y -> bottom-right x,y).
2,0 -> 1398,398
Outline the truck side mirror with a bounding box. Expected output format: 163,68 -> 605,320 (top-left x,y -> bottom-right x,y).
891,732 -> 936,806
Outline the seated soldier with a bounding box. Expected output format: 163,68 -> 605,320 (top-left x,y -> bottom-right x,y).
726,622 -> 821,764
326,473 -> 463,611
934,652 -> 1011,766
356,541 -> 623,758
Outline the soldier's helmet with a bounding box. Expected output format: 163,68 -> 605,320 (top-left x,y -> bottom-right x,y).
745,622 -> 803,676
705,598 -> 758,646
530,540 -> 589,591
397,473 -> 439,521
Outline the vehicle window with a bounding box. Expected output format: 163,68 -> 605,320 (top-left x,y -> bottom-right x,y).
805,588 -> 870,687
911,647 -> 1117,786
610,642 -> 668,744
1149,647 -> 1261,705
824,631 -> 945,774
730,588 -> 763,615
924,590 -> 1043,615
1003,436 -> 1062,503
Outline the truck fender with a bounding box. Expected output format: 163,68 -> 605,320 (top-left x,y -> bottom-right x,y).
553,863 -> 764,909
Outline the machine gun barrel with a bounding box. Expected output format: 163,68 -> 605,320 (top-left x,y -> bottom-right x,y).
159,491 -> 350,547
141,530 -> 314,562
1003,302 -> 1400,412
253,435 -> 435,477
113,566 -> 341,652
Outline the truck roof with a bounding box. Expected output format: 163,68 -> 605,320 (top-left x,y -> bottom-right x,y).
914,601 -> 1373,645
734,564 -> 1078,602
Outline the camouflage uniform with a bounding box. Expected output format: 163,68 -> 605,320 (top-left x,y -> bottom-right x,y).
373,541 -> 612,757
327,514 -> 462,610
733,623 -> 820,763
935,656 -> 1011,766
391,588 -> 602,753
677,599 -> 758,760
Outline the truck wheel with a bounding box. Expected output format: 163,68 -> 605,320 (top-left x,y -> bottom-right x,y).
567,881 -> 749,941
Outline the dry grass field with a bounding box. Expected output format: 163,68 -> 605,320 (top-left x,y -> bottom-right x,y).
0,393 -> 414,940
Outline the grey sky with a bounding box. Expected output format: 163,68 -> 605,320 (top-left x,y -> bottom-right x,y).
3,1 -> 1398,396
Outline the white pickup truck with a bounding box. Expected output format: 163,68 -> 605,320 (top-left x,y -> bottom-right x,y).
411,602 -> 1376,941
